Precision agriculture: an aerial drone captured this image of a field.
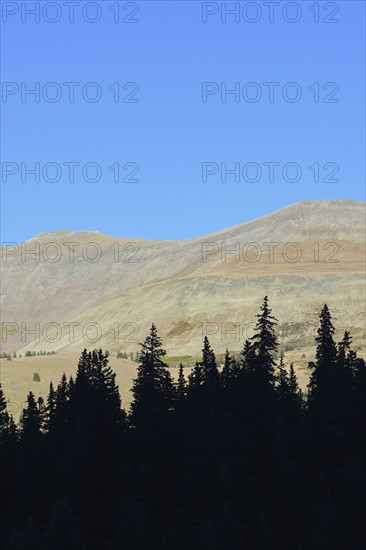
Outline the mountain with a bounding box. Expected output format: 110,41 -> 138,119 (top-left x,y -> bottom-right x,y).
1,200 -> 365,356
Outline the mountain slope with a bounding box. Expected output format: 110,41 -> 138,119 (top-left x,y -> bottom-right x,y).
1,199 -> 365,355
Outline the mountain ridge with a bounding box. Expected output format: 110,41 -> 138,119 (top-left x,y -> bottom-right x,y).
18,199 -> 366,244
1,199 -> 365,356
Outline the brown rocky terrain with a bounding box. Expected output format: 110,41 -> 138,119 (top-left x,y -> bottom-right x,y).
1,199 -> 365,359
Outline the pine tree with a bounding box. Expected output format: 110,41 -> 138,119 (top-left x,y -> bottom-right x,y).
0,383 -> 9,437
54,373 -> 70,429
75,349 -> 91,387
68,375 -> 75,397
7,415 -> 18,444
45,382 -> 56,432
37,397 -> 47,432
176,363 -> 187,401
90,348 -> 123,423
336,331 -> 356,424
194,337 -> 221,418
199,336 -> 218,383
277,352 -> 290,402
21,391 -> 41,442
66,349 -> 124,434
17,393 -> 43,517
337,332 -> 357,398
221,348 -> 238,386
307,306 -> 358,469
288,363 -> 299,396
337,330 -> 352,365
308,304 -> 338,410
130,324 -> 173,427
55,350 -> 125,548
250,296 -> 278,385
188,363 -> 204,393
312,304 -> 337,369
240,338 -> 255,373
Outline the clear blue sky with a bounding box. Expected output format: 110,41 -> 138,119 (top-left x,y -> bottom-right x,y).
1,0 -> 365,243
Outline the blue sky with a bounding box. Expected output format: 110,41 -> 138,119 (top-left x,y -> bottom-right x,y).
1,0 -> 365,243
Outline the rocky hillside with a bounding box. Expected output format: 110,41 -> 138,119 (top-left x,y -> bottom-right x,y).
1,200 -> 365,356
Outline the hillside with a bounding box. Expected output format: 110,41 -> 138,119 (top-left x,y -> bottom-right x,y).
1,199 -> 365,356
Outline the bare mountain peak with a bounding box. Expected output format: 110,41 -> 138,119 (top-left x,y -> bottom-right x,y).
29,230 -> 104,241
22,199 -> 366,244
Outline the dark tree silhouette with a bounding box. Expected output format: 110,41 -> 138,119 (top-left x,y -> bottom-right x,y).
1,299 -> 365,550
130,323 -> 173,427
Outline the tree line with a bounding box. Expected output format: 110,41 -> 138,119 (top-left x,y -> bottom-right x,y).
0,297 -> 365,549
0,350 -> 57,360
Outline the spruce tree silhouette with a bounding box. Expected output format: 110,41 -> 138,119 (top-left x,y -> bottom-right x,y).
0,383 -> 9,437
176,362 -> 187,401
308,305 -> 337,414
45,381 -> 56,432
308,305 -> 344,462
200,336 -> 219,382
221,348 -> 239,387
308,304 -> 337,402
21,391 -> 42,442
130,323 -> 173,428
250,295 -> 278,385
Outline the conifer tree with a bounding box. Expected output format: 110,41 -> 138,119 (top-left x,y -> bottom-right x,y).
0,383 -> 9,437
75,349 -> 91,390
336,331 -> 355,421
337,330 -> 352,365
308,304 -> 338,412
18,393 -> 43,515
306,306 -> 359,468
2,304 -> 365,549
45,382 -> 56,432
54,374 -> 70,429
7,415 -> 18,441
240,338 -> 255,373
130,324 -> 173,427
188,363 -> 204,393
21,391 -> 42,442
199,336 -> 218,383
90,348 -> 123,424
288,363 -> 299,396
176,363 -> 187,401
314,304 -> 337,368
68,375 -> 75,397
249,296 -> 278,385
221,348 -> 238,386
277,352 -> 290,403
